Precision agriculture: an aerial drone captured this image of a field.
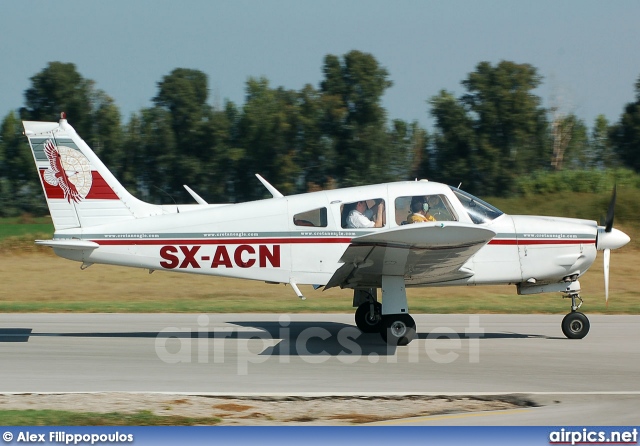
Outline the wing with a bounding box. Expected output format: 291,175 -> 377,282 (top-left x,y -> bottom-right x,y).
325,222 -> 496,289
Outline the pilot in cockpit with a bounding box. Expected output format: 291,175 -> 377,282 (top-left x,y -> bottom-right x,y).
406,196 -> 436,224
347,200 -> 385,228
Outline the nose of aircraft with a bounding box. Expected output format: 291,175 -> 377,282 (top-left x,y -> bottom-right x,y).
597,227 -> 631,251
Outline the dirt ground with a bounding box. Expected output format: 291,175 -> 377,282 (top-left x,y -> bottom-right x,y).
0,393 -> 533,425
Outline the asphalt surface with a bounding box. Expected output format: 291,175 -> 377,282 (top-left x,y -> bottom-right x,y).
1,313 -> 638,424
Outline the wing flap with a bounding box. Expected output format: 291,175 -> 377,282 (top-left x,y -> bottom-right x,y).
325,222 -> 496,289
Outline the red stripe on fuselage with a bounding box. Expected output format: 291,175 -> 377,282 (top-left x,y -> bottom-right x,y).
489,239 -> 595,245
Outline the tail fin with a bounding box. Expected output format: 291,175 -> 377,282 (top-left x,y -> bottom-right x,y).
23,115 -> 159,230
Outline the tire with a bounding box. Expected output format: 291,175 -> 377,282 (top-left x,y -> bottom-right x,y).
355,302 -> 383,333
380,314 -> 417,346
561,312 -> 590,339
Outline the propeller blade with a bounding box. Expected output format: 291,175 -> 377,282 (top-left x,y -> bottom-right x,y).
604,248 -> 610,306
605,185 -> 617,233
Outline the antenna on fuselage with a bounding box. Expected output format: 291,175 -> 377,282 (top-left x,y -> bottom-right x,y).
255,174 -> 284,198
183,185 -> 208,205
153,185 -> 179,213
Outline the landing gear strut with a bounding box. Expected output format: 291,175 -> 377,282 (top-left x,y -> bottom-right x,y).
561,284 -> 590,339
352,276 -> 417,345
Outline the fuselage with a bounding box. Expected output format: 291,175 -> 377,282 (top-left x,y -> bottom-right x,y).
51,180 -> 600,291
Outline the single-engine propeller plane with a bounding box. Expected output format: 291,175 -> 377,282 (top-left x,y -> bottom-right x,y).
23,114 -> 630,345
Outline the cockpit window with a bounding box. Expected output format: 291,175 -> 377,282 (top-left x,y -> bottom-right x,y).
294,207 -> 327,227
450,187 -> 503,224
394,194 -> 457,225
341,199 -> 386,229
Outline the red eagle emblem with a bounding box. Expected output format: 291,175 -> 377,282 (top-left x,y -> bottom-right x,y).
42,139 -> 84,203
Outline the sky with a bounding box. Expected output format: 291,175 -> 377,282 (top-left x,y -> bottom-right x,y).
2,0 -> 640,131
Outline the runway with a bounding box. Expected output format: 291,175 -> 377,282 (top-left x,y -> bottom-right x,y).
1,313 -> 638,424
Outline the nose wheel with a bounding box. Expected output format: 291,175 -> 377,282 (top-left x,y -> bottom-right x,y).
561,290 -> 590,339
561,311 -> 590,339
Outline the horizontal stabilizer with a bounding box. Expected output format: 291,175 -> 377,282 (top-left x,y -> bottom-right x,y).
35,239 -> 100,250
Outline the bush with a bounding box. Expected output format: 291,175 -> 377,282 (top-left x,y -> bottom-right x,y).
514,168 -> 640,196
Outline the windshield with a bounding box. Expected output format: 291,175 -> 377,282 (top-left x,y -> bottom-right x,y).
450,187 -> 504,224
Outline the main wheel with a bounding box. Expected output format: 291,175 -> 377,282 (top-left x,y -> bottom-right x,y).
380,314 -> 416,346
561,312 -> 590,339
355,301 -> 383,333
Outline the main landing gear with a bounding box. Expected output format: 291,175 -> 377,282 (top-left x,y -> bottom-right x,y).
561,284 -> 590,339
353,277 -> 417,346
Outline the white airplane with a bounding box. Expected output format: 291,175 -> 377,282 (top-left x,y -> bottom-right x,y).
23,114 -> 630,345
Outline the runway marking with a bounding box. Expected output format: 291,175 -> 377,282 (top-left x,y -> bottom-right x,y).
369,408 -> 534,425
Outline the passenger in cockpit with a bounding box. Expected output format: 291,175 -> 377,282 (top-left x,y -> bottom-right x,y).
406,196 -> 435,224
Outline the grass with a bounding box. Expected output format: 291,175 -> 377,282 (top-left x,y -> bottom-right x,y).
0,410 -> 220,426
0,246 -> 638,314
1,192 -> 639,314
0,216 -> 53,239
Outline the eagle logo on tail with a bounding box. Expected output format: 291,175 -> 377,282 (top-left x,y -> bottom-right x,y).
43,140 -> 92,203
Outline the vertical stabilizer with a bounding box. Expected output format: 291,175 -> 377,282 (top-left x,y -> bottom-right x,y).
23,115 -> 160,230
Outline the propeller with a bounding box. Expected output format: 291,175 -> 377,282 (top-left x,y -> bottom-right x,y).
604,185 -> 615,306
605,185 -> 616,232
603,248 -> 610,305
596,185 -> 630,306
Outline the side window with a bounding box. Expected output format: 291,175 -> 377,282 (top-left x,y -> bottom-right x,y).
340,199 -> 386,229
294,207 -> 328,227
394,194 -> 457,225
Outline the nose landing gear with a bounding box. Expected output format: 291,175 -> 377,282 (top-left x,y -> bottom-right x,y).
561,285 -> 590,339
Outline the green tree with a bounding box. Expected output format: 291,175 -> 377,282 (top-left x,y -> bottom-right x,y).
153,68 -> 209,150
427,61 -> 549,196
234,77 -> 301,200
320,50 -> 394,186
611,76 -> 640,171
0,111 -> 45,216
565,116 -> 589,169
428,90 -> 477,189
91,91 -> 124,176
151,68 -> 233,203
387,119 -> 429,180
20,62 -> 94,139
296,84 -> 337,191
125,107 -> 177,203
590,115 -> 617,169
